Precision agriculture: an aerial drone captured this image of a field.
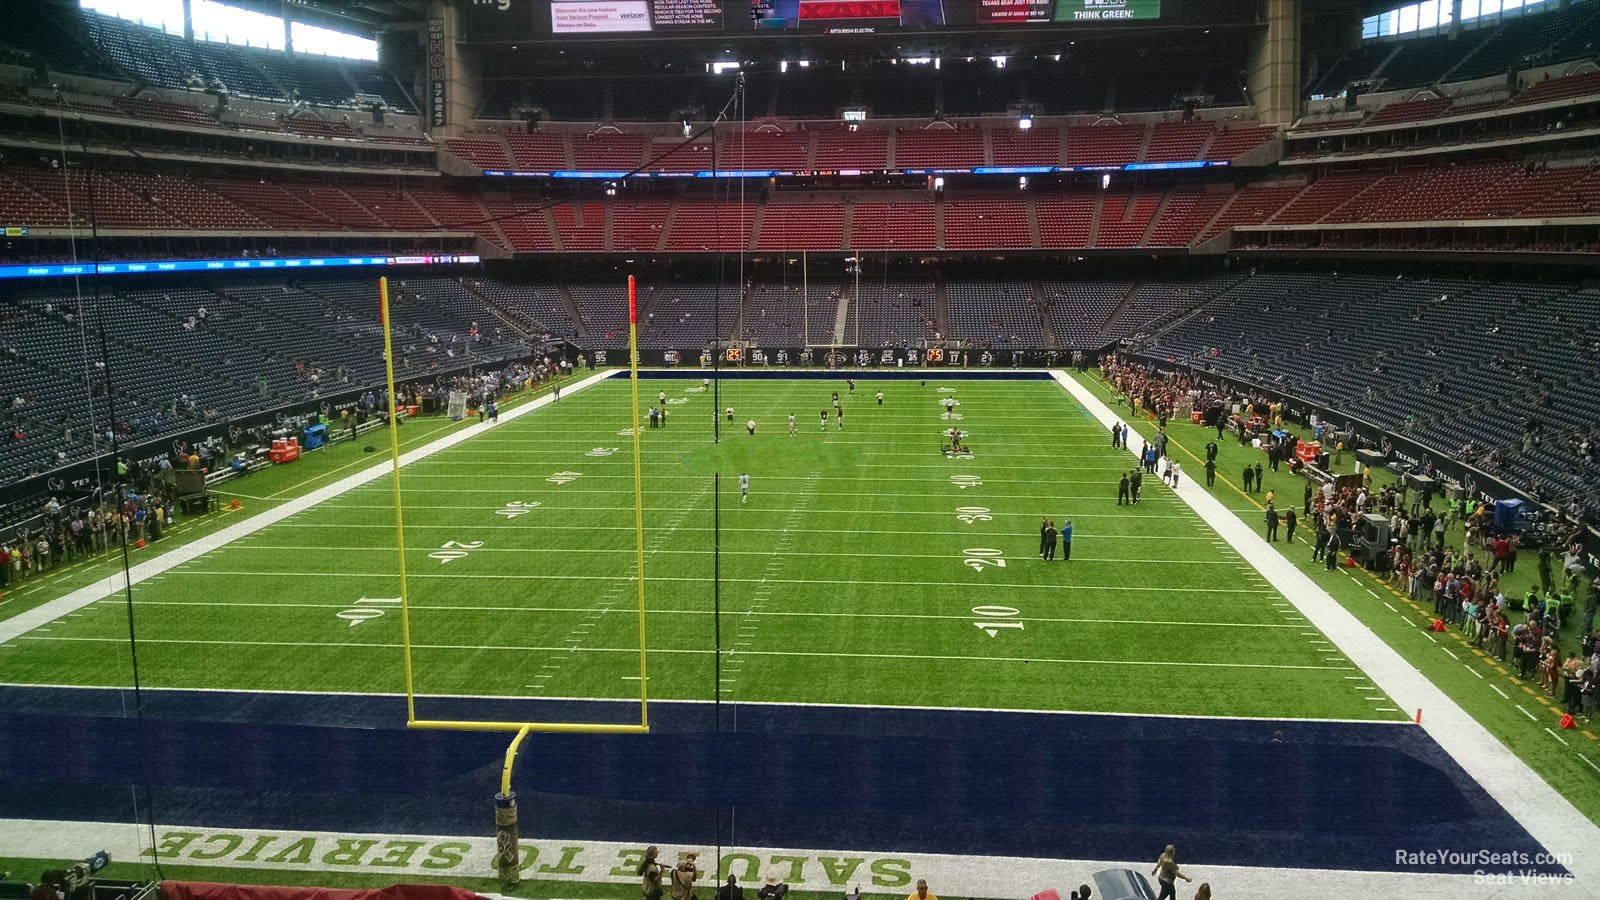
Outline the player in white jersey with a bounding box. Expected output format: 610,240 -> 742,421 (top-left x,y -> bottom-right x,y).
746,419 -> 757,436
788,413 -> 797,434
739,473 -> 749,503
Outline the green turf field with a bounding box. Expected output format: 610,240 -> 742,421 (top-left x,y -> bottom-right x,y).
0,376 -> 1404,721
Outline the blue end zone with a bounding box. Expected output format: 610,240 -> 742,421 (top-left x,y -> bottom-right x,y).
637,370 -> 1056,381
0,686 -> 1565,877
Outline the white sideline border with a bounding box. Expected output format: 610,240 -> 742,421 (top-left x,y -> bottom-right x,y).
1052,370 -> 1600,889
0,369 -> 621,646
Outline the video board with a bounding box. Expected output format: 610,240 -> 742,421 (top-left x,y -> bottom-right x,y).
459,0 -> 1159,39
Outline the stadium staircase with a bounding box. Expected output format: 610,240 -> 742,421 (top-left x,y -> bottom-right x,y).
1032,283 -> 1060,349
832,292 -> 851,341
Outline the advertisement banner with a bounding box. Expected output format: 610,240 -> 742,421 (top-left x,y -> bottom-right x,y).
1056,0 -> 1162,22
426,16 -> 447,129
551,0 -> 652,32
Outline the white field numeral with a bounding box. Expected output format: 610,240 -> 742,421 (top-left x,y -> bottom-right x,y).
951,474 -> 982,489
962,548 -> 1006,572
972,605 -> 1024,637
429,540 -> 483,564
586,447 -> 618,457
956,506 -> 993,525
336,596 -> 400,627
547,471 -> 581,484
495,501 -> 541,519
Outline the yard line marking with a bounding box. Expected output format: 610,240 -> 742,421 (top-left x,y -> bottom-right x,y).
1546,728 -> 1570,746
0,369 -> 621,646
1580,754 -> 1600,775
151,571 -> 1278,594
1464,665 -> 1484,680
14,635 -> 1359,672
1516,705 -> 1539,722
1441,647 -> 1459,660
1383,602 -> 1398,613
210,544 -> 1252,566
1364,588 -> 1379,598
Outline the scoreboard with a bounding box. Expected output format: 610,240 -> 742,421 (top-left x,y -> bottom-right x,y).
462,0 -> 1160,39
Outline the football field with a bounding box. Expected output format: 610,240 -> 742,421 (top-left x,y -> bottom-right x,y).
0,373 -> 1401,722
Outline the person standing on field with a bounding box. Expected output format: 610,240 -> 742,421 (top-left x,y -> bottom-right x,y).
1043,520 -> 1057,561
1131,469 -> 1143,504
1204,456 -> 1216,487
1265,503 -> 1280,541
1242,464 -> 1254,493
740,473 -> 749,504
1040,517 -> 1050,559
788,413 -> 796,435
1060,518 -> 1073,561
639,846 -> 665,900
670,852 -> 702,900
1285,507 -> 1298,543
1151,846 -> 1192,900
1117,472 -> 1131,505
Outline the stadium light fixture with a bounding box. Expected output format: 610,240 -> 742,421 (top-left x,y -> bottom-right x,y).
1018,176 -> 1028,190
932,176 -> 945,193
1018,114 -> 1033,130
712,61 -> 740,75
781,60 -> 788,73
798,60 -> 811,67
1101,173 -> 1111,189
682,119 -> 692,136
991,55 -> 1008,68
904,57 -> 932,65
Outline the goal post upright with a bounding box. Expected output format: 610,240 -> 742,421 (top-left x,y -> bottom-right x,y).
378,276 -> 419,725
379,272 -> 651,727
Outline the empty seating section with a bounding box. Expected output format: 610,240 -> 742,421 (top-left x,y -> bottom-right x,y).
1268,173 -> 1382,224
1509,71 -> 1600,107
650,140 -> 713,174
991,128 -> 1060,167
1140,270 -> 1600,500
851,280 -> 937,346
946,282 -> 1040,347
485,200 -> 554,252
1367,97 -> 1453,127
466,280 -> 577,337
1045,281 -> 1129,348
852,202 -> 935,251
634,283 -> 728,350
893,128 -> 984,169
744,282 -> 838,346
664,203 -> 756,251
1143,124 -> 1213,163
614,203 -> 672,251
756,205 -> 844,251
446,137 -> 512,169
0,274 -> 524,479
26,6 -> 417,112
112,96 -> 218,129
1146,190 -> 1227,246
1065,126 -> 1145,167
551,203 -> 605,251
1309,2 -> 1600,94
573,134 -> 647,171
1521,164 -> 1600,216
1202,183 -> 1305,238
1203,127 -> 1275,160
1096,190 -> 1162,247
1036,195 -> 1098,248
943,198 -> 1030,250
280,116 -> 361,141
340,188 -> 436,231
734,132 -> 811,171
814,129 -> 889,171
